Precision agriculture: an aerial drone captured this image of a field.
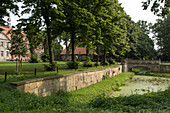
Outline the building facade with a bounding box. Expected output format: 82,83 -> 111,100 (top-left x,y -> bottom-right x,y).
0,32 -> 11,61
0,26 -> 38,61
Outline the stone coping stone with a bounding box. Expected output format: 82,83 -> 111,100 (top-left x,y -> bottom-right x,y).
10,65 -> 121,86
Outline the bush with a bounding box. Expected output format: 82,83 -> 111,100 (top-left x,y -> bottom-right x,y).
41,53 -> 49,62
101,60 -> 109,66
108,58 -> 116,64
29,54 -> 38,63
83,57 -> 93,67
94,62 -> 100,66
44,63 -> 56,71
67,61 -> 79,69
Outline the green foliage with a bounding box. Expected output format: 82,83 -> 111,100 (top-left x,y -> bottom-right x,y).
142,0 -> 170,17
43,63 -> 56,71
0,84 -> 69,112
69,72 -> 134,103
102,75 -> 109,80
67,61 -> 80,69
1,72 -> 169,112
146,72 -> 170,78
94,62 -> 100,66
83,57 -> 93,67
0,0 -> 19,26
41,53 -> 49,62
29,54 -> 38,63
7,28 -> 27,56
152,14 -> 170,61
108,58 -> 116,65
125,20 -> 157,59
90,87 -> 170,113
101,60 -> 109,66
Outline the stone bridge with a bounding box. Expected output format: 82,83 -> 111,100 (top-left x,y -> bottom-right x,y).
122,59 -> 170,73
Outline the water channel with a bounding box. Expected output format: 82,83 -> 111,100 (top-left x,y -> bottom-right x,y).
111,75 -> 170,97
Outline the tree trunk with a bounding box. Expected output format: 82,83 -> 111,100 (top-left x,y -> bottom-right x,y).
16,58 -> 18,74
96,46 -> 99,63
47,27 -> 54,65
71,29 -> 75,62
64,41 -> 69,61
86,46 -> 89,58
104,48 -> 106,63
20,58 -> 22,75
42,1 -> 54,66
43,37 -> 48,54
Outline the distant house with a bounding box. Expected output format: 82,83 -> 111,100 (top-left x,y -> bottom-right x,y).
60,46 -> 93,61
0,26 -> 44,61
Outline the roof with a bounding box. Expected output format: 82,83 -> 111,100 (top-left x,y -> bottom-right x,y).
0,26 -> 13,40
60,46 -> 93,55
0,26 -> 28,42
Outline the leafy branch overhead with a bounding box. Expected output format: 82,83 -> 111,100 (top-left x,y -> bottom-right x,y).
142,0 -> 170,17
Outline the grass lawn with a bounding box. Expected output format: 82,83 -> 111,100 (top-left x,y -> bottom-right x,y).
162,63 -> 170,65
0,72 -> 169,113
0,61 -> 120,83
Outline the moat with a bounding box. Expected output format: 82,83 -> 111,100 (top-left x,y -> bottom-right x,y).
111,75 -> 170,97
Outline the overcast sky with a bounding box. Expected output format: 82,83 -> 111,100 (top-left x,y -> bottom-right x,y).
8,1 -> 159,26
118,0 -> 159,23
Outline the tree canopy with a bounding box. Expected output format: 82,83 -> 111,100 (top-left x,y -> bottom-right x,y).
152,14 -> 170,61
142,0 -> 170,17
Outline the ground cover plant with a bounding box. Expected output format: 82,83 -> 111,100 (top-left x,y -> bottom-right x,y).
0,72 -> 169,113
0,72 -> 133,112
146,72 -> 170,78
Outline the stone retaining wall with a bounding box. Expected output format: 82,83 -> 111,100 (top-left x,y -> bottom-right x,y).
10,65 -> 122,97
160,65 -> 170,73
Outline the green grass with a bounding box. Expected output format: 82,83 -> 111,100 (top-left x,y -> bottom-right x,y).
69,72 -> 134,103
0,72 -> 169,113
146,72 -> 170,78
0,72 -> 133,112
131,66 -> 149,73
162,63 -> 170,65
0,61 -> 119,83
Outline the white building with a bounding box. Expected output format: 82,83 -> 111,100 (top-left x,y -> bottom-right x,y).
0,26 -> 11,61
0,26 -> 31,61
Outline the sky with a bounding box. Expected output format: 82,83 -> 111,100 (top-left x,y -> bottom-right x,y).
8,1 -> 159,26
118,0 -> 159,23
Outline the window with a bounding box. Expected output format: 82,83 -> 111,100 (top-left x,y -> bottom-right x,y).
1,51 -> 3,57
6,51 -> 9,57
1,42 -> 3,47
7,42 -> 9,48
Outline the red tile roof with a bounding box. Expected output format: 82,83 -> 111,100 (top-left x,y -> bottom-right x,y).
0,26 -> 13,40
61,47 -> 86,55
61,46 -> 94,55
0,26 -> 28,42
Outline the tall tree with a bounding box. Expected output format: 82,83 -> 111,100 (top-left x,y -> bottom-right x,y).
136,20 -> 157,59
57,0 -> 95,62
7,28 -> 27,74
152,14 -> 170,61
20,0 -> 63,69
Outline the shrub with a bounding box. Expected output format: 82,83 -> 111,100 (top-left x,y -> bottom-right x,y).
29,54 -> 38,63
83,57 -> 93,67
108,58 -> 116,64
67,61 -> 79,69
41,53 -> 49,62
101,60 -> 109,66
44,63 -> 56,71
94,62 -> 100,66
